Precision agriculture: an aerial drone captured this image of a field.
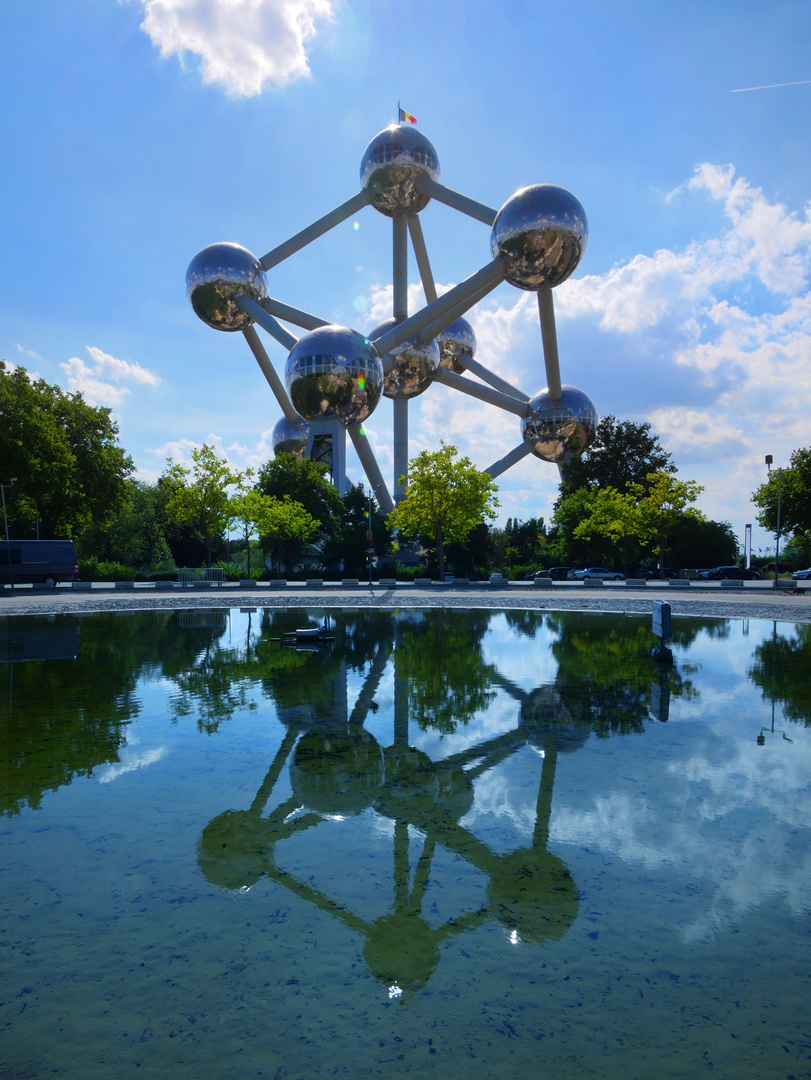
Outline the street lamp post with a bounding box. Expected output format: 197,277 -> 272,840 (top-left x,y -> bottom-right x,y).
765,456 -> 782,586
1,478 -> 18,591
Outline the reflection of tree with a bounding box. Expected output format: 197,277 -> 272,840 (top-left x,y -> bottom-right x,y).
544,612 -> 698,736
748,622 -> 811,726
197,637 -> 579,998
395,609 -> 496,733
503,609 -> 546,639
1,612 -> 171,816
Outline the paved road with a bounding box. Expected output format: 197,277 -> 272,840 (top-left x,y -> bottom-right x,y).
2,580 -> 809,622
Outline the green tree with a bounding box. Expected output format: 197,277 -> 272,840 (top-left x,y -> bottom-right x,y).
632,472 -> 704,577
320,482 -> 391,577
163,444 -> 242,568
572,487 -> 645,577
256,453 -> 342,533
550,487 -> 609,567
752,447 -> 811,538
0,360 -> 132,538
259,496 -> 321,574
78,480 -> 172,570
559,415 -> 674,497
667,516 -> 738,571
503,516 -> 547,570
388,442 -> 499,579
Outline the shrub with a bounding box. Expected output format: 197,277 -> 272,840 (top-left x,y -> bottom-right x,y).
79,558 -> 136,581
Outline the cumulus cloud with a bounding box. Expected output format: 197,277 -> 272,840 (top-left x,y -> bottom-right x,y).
60,346 -> 161,407
445,163 -> 811,530
138,0 -> 334,97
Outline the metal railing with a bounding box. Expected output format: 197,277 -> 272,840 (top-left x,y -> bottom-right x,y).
177,567 -> 226,585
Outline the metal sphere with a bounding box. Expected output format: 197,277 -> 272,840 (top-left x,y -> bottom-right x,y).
521,386 -> 598,463
360,124 -> 440,217
284,324 -> 383,427
186,242 -> 268,331
437,316 -> 476,374
491,185 -> 588,291
370,317 -> 439,399
271,415 -> 310,459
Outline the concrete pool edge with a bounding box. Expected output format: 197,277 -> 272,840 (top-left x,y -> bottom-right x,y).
1,583 -> 809,623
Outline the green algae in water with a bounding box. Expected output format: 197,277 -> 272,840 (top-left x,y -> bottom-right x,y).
1,607 -> 810,1079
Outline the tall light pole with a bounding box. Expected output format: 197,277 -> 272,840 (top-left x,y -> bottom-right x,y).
765,456 -> 782,585
1,478 -> 18,591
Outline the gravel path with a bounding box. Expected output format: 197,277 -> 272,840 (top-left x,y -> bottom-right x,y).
2,583 -> 809,622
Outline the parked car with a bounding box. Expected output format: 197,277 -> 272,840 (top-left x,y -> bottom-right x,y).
568,567 -> 624,581
548,566 -> 572,580
792,567 -> 811,579
0,539 -> 79,586
698,566 -> 761,580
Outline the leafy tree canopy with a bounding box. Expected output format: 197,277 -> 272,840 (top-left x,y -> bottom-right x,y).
572,487 -> 644,577
320,482 -> 391,577
163,444 -> 243,567
631,472 -> 704,575
560,415 -> 674,497
78,479 -> 172,569
256,453 -> 343,535
752,447 -> 811,538
388,442 -> 499,578
0,360 -> 132,538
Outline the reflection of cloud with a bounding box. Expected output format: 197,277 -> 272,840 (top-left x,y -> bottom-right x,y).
553,722 -> 811,941
138,0 -> 334,97
97,746 -> 168,783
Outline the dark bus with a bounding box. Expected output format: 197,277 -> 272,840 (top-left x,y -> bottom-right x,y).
0,540 -> 79,586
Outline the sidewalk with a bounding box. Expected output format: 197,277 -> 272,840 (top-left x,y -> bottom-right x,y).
1,579 -> 809,622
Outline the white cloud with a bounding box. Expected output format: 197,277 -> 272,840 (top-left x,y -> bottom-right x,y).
441,163 -> 811,533
138,0 -> 334,97
60,346 -> 161,408
13,343 -> 44,366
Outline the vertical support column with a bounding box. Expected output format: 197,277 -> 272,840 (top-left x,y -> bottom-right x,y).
308,419 -> 347,495
392,214 -> 408,321
332,422 -> 347,496
538,290 -> 562,400
392,213 -> 409,501
393,397 -> 408,504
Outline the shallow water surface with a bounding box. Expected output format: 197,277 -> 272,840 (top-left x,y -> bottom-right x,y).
2,607 -> 810,1079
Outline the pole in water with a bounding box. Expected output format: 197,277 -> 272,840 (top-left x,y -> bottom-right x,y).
651,600 -> 673,663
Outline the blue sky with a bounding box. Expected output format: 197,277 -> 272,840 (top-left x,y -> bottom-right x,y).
2,0 -> 810,554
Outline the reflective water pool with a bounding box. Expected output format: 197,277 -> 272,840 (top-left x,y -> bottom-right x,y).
2,607 -> 810,1079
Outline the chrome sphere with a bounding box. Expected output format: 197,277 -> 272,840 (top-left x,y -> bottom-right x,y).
284,325 -> 383,427
186,242 -> 268,331
491,186 -> 588,291
360,124 -> 440,217
437,316 -> 476,374
521,386 -> 597,463
370,317 -> 439,399
271,415 -> 310,459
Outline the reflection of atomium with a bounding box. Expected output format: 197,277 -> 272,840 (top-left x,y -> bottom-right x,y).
197,635 -> 580,999
187,120 -> 597,507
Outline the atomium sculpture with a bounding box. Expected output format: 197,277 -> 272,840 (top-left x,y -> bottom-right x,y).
186,121 -> 598,513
